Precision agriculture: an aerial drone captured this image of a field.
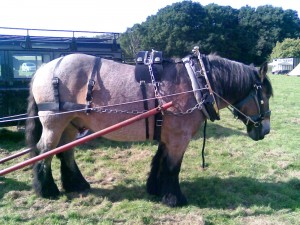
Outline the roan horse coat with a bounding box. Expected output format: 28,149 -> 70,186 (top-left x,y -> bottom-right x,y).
26,53 -> 273,207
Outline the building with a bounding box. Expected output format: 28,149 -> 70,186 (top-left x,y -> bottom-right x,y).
269,58 -> 300,74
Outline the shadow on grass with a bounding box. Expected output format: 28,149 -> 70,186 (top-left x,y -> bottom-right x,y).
0,128 -> 25,153
183,176 -> 300,210
85,176 -> 300,211
0,177 -> 31,199
194,122 -> 246,140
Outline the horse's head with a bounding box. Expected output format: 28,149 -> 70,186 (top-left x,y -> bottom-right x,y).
233,63 -> 273,141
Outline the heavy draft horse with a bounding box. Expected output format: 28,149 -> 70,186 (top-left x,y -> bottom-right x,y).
26,53 -> 273,207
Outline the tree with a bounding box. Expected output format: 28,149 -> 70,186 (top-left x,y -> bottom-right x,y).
237,5 -> 300,64
204,4 -> 240,60
120,1 -> 208,59
270,38 -> 300,59
119,1 -> 300,64
119,24 -> 144,60
150,1 -> 208,57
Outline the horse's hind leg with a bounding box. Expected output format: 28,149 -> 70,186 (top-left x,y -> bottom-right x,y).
33,126 -> 63,198
56,124 -> 90,193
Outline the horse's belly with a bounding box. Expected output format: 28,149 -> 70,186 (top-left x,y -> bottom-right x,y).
89,114 -> 155,142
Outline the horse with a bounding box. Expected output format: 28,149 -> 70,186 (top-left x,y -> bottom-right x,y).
25,53 -> 273,207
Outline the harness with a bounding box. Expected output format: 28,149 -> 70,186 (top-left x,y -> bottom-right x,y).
135,50 -> 163,141
37,57 -> 102,113
182,47 -> 220,121
230,81 -> 271,127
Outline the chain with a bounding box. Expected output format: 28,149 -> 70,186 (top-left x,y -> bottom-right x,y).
92,99 -> 205,116
93,108 -> 147,114
148,63 -> 161,99
165,99 -> 205,116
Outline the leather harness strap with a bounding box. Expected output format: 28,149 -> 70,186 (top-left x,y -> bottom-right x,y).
86,57 -> 101,114
37,57 -> 102,113
183,48 -> 220,122
135,50 -> 164,141
139,80 -> 150,139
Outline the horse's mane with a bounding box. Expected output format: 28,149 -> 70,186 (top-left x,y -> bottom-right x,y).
207,54 -> 273,100
161,54 -> 273,100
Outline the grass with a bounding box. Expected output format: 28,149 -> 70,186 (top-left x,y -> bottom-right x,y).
0,75 -> 300,224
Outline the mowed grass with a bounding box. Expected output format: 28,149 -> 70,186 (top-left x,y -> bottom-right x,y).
0,75 -> 299,224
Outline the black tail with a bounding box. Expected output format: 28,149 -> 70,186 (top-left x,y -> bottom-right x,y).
25,83 -> 42,158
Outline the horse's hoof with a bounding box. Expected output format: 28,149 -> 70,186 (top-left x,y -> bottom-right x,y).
162,193 -> 188,207
63,180 -> 90,193
34,183 -> 60,199
146,181 -> 160,196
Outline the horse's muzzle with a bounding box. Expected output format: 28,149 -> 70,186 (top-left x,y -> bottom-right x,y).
247,120 -> 270,141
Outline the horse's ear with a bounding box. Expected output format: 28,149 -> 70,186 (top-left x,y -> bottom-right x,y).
259,62 -> 268,82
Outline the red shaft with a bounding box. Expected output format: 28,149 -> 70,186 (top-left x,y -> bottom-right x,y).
0,148 -> 31,164
0,101 -> 172,176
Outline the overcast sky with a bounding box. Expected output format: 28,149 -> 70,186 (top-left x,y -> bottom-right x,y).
0,0 -> 299,34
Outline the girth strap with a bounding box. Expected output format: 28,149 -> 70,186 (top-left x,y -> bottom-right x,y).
139,81 -> 150,139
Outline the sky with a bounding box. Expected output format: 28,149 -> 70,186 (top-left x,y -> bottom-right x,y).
0,0 -> 299,35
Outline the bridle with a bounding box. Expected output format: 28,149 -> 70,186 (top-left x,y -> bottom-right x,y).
230,81 -> 271,127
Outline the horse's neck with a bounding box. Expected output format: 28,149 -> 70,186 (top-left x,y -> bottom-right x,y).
211,66 -> 253,110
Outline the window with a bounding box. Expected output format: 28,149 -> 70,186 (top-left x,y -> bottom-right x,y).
12,54 -> 51,78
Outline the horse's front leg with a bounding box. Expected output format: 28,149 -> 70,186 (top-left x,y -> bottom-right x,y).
147,141 -> 188,207
147,112 -> 202,207
147,119 -> 197,206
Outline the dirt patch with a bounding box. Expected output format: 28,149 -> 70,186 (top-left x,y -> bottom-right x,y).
291,118 -> 300,124
240,216 -> 283,225
155,212 -> 205,225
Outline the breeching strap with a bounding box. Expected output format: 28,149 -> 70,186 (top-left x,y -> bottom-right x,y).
86,57 -> 101,113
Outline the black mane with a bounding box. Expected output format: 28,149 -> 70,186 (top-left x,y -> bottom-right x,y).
163,54 -> 273,100
208,55 -> 271,102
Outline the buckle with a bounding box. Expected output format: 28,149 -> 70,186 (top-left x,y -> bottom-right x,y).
52,77 -> 59,86
156,119 -> 163,127
88,79 -> 95,87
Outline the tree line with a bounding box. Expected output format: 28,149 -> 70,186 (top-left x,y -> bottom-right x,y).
119,1 -> 300,65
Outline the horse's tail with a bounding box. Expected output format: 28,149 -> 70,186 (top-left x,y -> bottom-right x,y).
25,82 -> 42,158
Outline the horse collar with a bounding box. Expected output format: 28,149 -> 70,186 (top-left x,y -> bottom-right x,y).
182,47 -> 220,122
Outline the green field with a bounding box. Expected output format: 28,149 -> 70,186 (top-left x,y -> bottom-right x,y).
0,75 -> 299,224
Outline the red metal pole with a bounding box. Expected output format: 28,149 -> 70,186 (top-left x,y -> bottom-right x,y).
0,148 -> 31,164
0,101 -> 173,176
